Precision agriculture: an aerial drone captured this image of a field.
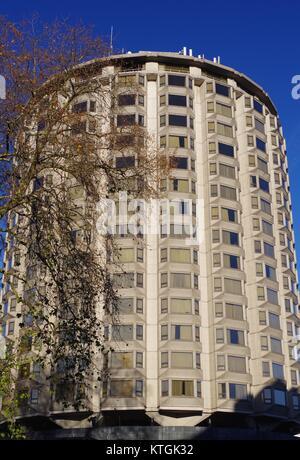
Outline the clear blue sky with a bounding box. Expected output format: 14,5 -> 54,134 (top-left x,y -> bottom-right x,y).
2,0 -> 300,252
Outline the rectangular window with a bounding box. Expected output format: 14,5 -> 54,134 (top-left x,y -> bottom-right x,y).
135,380 -> 143,397
117,114 -> 136,126
219,163 -> 235,179
161,380 -> 169,397
118,248 -> 135,263
136,324 -> 143,340
116,156 -> 135,169
169,135 -> 188,148
256,137 -> 266,152
216,102 -> 232,117
220,185 -> 237,201
218,142 -> 234,157
118,94 -> 135,106
229,383 -> 247,400
217,122 -> 233,138
222,231 -> 239,246
112,325 -> 133,341
254,99 -> 263,114
168,75 -> 186,87
171,352 -> 193,368
272,362 -> 284,380
224,254 -> 240,270
170,273 -> 191,289
216,83 -> 230,97
111,352 -> 133,369
170,298 -> 192,314
270,337 -> 282,354
110,380 -> 133,397
262,221 -> 273,236
171,325 -> 193,341
261,199 -> 271,215
228,356 -> 246,373
172,380 -> 194,397
221,207 -> 237,223
113,272 -> 135,288
168,94 -> 187,106
169,115 -> 187,127
254,118 -> 265,134
170,157 -> 188,169
227,329 -> 245,345
259,178 -> 270,193
225,303 -> 243,321
161,325 -> 168,341
267,288 -> 278,305
170,248 -> 190,263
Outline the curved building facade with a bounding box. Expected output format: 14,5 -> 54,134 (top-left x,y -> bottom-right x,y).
1,51 -> 300,432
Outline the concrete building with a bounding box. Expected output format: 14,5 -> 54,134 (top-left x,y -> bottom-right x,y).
1,51 -> 300,434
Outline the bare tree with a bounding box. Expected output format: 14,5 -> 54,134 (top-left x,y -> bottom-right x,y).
0,16 -> 168,437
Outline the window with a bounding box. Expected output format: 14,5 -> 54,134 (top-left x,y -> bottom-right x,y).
118,75 -> 136,86
272,362 -> 284,380
170,248 -> 190,263
117,294 -> 133,316
7,321 -> 14,335
137,248 -> 144,262
255,118 -> 265,134
218,142 -> 234,157
270,337 -> 282,354
263,388 -> 272,404
220,185 -> 237,201
222,230 -> 239,246
171,325 -> 192,341
259,178 -> 269,193
228,356 -> 246,373
171,352 -> 193,368
118,248 -> 135,263
266,265 -> 276,281
161,352 -> 169,368
172,380 -> 194,397
112,325 -> 133,341
169,115 -> 187,127
113,272 -> 135,288
73,101 -> 88,113
135,380 -> 143,397
227,329 -> 244,345
170,298 -> 192,314
221,207 -> 237,222
253,99 -> 263,114
269,312 -> 280,329
256,137 -> 266,152
267,288 -> 278,305
111,352 -> 133,369
136,273 -> 143,287
110,380 -> 133,397
216,102 -> 232,118
169,135 -> 188,148
261,199 -> 271,215
160,115 -> 166,127
161,380 -> 169,396
161,325 -> 168,340
168,75 -> 186,87
136,324 -> 143,340
216,328 -> 225,343
216,83 -> 230,97
168,94 -> 187,106
116,156 -> 135,169
262,221 -> 273,237
136,298 -> 144,314
274,389 -> 286,406
229,383 -> 247,400
218,383 -> 227,399
170,273 -> 191,289
117,114 -> 136,126
262,361 -> 270,377
264,242 -> 275,258
170,157 -> 188,169
118,94 -> 135,106
217,122 -> 233,138
171,178 -> 189,193
225,303 -> 243,321
224,254 -> 240,270
219,163 -> 235,179
258,157 -> 268,173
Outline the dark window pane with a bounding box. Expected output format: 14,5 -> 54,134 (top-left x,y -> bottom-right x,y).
256,137 -> 266,152
168,75 -> 186,87
169,115 -> 187,127
73,101 -> 88,113
216,83 -> 229,97
170,157 -> 188,169
168,95 -> 187,106
218,142 -> 234,157
118,94 -> 136,106
259,178 -> 269,193
254,99 -> 263,114
117,114 -> 136,126
116,156 -> 135,169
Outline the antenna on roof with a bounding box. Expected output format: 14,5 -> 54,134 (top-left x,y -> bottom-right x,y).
110,26 -> 114,55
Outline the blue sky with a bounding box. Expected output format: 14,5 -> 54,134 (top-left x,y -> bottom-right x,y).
1,0 -> 300,251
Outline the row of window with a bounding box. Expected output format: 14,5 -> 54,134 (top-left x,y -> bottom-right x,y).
160,134 -> 194,150
160,114 -> 194,129
160,272 -> 199,289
